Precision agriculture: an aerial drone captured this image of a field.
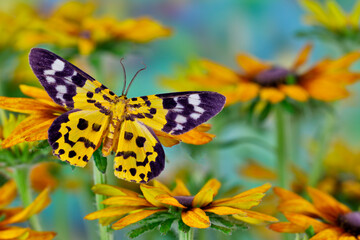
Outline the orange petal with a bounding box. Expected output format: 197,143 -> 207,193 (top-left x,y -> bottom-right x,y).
19,85 -> 53,102
91,184 -> 138,197
2,115 -> 54,148
27,230 -> 57,240
327,52 -> 360,70
236,54 -> 271,76
233,210 -> 278,225
269,222 -> 305,233
84,206 -> 144,220
152,180 -> 172,194
240,160 -> 277,181
1,188 -> 50,225
172,179 -> 191,196
339,232 -> 358,240
292,44 -> 313,70
0,97 -> 62,114
112,209 -> 164,230
198,179 -> 221,197
0,180 -> 17,209
273,187 -> 304,201
301,77 -> 349,101
223,82 -> 260,105
102,196 -> 153,207
284,212 -> 332,233
140,184 -> 169,207
30,163 -> 58,192
0,227 -> 29,239
307,187 -> 351,223
174,127 -> 216,146
200,59 -> 239,84
181,208 -> 210,229
311,227 -> 343,240
277,198 -> 322,217
204,206 -> 247,215
155,195 -> 186,208
232,183 -> 272,198
279,85 -> 309,102
259,88 -> 286,103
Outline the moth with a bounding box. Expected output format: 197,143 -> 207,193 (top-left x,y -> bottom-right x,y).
29,48 -> 226,183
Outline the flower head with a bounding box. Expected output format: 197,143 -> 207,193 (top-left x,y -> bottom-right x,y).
163,44 -> 360,107
0,180 -> 55,240
270,187 -> 360,239
85,179 -> 276,237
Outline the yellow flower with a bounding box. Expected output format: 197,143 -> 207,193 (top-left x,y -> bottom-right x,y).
0,85 -> 215,148
85,179 -> 277,231
163,44 -> 360,105
300,0 -> 360,30
270,187 -> 360,239
0,180 -> 55,240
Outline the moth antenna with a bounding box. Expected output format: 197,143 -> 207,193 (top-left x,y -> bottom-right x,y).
124,62 -> 147,96
120,58 -> 127,96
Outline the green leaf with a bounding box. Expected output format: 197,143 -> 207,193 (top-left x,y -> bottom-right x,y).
305,225 -> 315,238
128,221 -> 162,239
159,218 -> 176,235
93,148 -> 107,174
257,102 -> 272,123
0,214 -> 6,222
210,216 -> 234,228
210,223 -> 232,235
178,219 -> 190,233
285,74 -> 296,85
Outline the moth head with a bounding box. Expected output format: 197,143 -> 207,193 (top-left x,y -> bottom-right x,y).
120,58 -> 147,97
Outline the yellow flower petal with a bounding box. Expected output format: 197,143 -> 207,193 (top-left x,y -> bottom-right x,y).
30,163 -> 58,192
236,54 -> 271,76
112,209 -> 164,230
181,208 -> 210,229
302,77 -> 349,101
172,179 -> 191,196
19,85 -> 53,102
91,184 -> 138,197
1,188 -> 50,226
0,180 -> 17,209
27,230 -> 57,240
240,160 -> 277,181
349,0 -> 360,27
84,206 -> 144,220
192,189 -> 214,208
140,184 -> 168,207
204,206 -> 247,215
269,222 -> 306,233
223,82 -> 259,105
284,212 -> 332,233
292,44 -> 313,70
279,85 -> 309,102
0,227 -> 29,239
259,88 -> 286,103
198,179 -> 221,197
326,0 -> 347,29
155,195 -> 186,208
101,196 -> 153,207
233,210 -> 278,224
300,0 -> 331,27
153,180 -> 172,194
310,228 -> 343,239
0,97 -> 62,114
200,59 -> 239,84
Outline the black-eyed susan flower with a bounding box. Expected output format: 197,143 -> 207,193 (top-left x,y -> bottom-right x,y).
0,85 -> 217,149
85,179 -> 277,238
270,187 -> 360,239
0,180 -> 55,240
163,44 -> 360,106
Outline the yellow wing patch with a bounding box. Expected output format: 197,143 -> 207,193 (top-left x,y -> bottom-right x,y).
48,109 -> 110,167
114,119 -> 165,183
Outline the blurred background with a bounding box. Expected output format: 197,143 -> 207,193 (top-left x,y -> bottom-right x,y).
1,0 -> 360,239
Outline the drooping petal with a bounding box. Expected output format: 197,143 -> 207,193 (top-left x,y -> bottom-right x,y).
91,184 -> 138,197
284,212 -> 332,233
155,194 -> 186,208
231,183 -> 272,199
112,209 -> 164,230
307,187 -> 351,223
301,77 -> 349,101
204,206 -> 247,215
0,97 -> 63,114
236,54 -> 271,76
310,227 -> 343,240
181,208 -> 210,229
269,222 -> 306,233
1,188 -> 51,225
140,184 -> 169,207
19,85 -> 54,103
0,180 -> 17,209
280,85 -> 309,102
27,230 -> 57,240
171,179 -> 191,196
292,44 -> 313,70
277,198 -> 322,217
0,227 -> 29,239
259,88 -> 286,103
233,210 -> 278,224
101,196 -> 153,207
84,206 -> 144,220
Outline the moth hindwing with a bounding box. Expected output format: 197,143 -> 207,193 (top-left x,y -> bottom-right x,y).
29,48 -> 226,183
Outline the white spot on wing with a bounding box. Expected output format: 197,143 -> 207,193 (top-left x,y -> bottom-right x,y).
44,69 -> 55,75
175,115 -> 187,124
194,106 -> 205,113
56,85 -> 67,94
46,76 -> 56,84
188,94 -> 201,106
173,124 -> 184,131
52,59 -> 65,71
190,113 -> 201,119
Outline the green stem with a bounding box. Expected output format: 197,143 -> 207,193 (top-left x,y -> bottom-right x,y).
308,114 -> 335,187
179,228 -> 194,240
275,106 -> 289,189
92,164 -> 113,240
12,166 -> 42,231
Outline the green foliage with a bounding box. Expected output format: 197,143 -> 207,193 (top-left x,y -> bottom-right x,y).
178,219 -> 191,233
208,214 -> 249,235
128,221 -> 162,239
93,148 -> 107,174
160,218 -> 176,235
305,225 -> 315,238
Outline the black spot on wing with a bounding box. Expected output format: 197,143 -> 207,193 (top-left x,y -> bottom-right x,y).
146,142 -> 165,181
124,132 -> 133,140
48,110 -> 79,148
92,123 -> 101,132
77,118 -> 88,130
136,136 -> 146,148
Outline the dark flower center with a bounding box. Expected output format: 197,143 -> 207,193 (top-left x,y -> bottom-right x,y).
173,196 -> 194,208
253,67 -> 295,87
338,212 -> 360,236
